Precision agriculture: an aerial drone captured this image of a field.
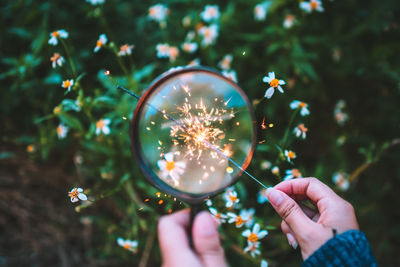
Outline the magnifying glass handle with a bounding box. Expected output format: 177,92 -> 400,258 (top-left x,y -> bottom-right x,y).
188,203 -> 202,249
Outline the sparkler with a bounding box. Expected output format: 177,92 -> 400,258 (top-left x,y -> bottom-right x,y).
117,85 -> 268,190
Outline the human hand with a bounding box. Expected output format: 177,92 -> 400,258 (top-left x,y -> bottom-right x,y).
158,209 -> 227,267
266,177 -> 359,260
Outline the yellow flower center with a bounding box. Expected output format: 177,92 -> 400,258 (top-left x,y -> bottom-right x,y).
236,216 -> 244,226
57,126 -> 63,134
269,78 -> 279,87
51,53 -> 61,62
123,244 -> 131,250
208,8 -> 216,16
96,119 -> 105,129
53,106 -> 61,115
299,102 -> 307,108
63,80 -> 71,88
287,151 -> 295,158
292,169 -> 301,177
51,31 -> 60,37
298,124 -> 308,132
97,40 -> 104,47
68,189 -> 79,198
149,7 -> 156,16
248,233 -> 258,242
26,144 -> 35,153
166,161 -> 175,171
311,1 -> 319,9
229,195 -> 237,202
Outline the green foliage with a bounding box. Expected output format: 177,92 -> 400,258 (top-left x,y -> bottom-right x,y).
1,0 -> 400,266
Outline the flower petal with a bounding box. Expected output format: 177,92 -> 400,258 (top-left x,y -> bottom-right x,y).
264,87 -> 275,99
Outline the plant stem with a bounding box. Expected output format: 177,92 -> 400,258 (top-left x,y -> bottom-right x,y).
60,39 -> 77,78
281,108 -> 299,150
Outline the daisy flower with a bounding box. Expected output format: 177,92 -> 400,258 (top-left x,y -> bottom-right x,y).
241,208 -> 255,227
201,5 -> 220,22
290,100 -> 310,116
257,188 -> 269,204
332,171 -> 350,191
157,152 -> 186,186
86,0 -> 105,5
156,43 -> 170,58
95,118 -> 111,135
185,31 -> 196,42
181,42 -> 198,54
198,24 -> 219,47
261,259 -> 269,267
294,123 -> 308,139
117,237 -> 138,253
94,34 -> 107,53
57,124 -> 69,139
218,54 -> 233,70
227,212 -> 246,228
260,160 -> 272,170
50,53 -> 65,68
68,187 -> 87,203
205,199 -> 213,206
118,44 -> 134,56
209,207 -> 228,224
254,2 -> 270,21
244,241 -> 261,257
62,79 -> 74,92
263,72 -> 285,99
284,168 -> 302,181
284,149 -> 296,162
48,29 -> 68,46
168,46 -> 179,62
300,0 -> 324,13
223,189 -> 240,208
148,4 -> 169,22
283,14 -> 295,29
271,166 -> 280,176
242,223 -> 268,243
222,70 -> 238,83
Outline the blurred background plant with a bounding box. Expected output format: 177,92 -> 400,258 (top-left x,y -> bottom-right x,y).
1,0 -> 400,266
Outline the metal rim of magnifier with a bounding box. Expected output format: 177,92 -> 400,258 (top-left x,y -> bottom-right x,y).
130,66 -> 257,205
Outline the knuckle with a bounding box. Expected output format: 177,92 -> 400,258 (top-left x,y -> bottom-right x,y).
280,201 -> 297,221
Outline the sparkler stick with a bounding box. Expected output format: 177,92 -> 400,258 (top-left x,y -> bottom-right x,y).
117,85 -> 268,190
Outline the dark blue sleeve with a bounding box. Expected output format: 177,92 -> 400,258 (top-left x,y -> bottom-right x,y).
302,230 -> 377,267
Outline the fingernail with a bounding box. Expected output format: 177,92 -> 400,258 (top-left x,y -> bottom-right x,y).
197,212 -> 218,237
286,233 -> 298,249
267,188 -> 283,206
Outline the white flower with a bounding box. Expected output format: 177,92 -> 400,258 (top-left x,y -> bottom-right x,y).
86,0 -> 105,5
118,44 -> 134,56
332,171 -> 350,191
95,118 -> 111,135
244,241 -> 261,257
181,42 -> 198,54
222,70 -> 238,83
257,188 -> 269,204
261,259 -> 269,267
201,5 -> 220,22
260,160 -> 272,170
242,223 -> 268,243
218,54 -> 233,70
334,100 -> 348,126
168,46 -> 179,62
198,24 -> 219,47
148,4 -> 169,22
94,34 -> 107,53
293,123 -> 308,139
117,237 -> 138,253
263,72 -> 285,99
290,100 -> 310,116
223,189 -> 240,208
185,31 -> 196,41
156,43 -> 170,58
68,187 -> 87,203
271,166 -> 279,175
284,169 -> 302,181
209,207 -> 227,224
284,149 -> 296,162
254,2 -> 270,21
48,29 -> 68,46
205,199 -> 213,206
157,152 -> 186,186
50,53 -> 65,68
300,0 -> 324,13
227,212 -> 246,228
61,79 -> 74,92
57,124 -> 69,139
283,14 -> 295,29
241,208 -> 255,227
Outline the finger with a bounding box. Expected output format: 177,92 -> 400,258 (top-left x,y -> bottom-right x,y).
274,177 -> 339,209
192,211 -> 227,267
158,209 -> 200,266
281,220 -> 298,249
266,188 -> 314,237
299,203 -> 320,222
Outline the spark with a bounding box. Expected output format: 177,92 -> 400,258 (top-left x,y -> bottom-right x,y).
144,198 -> 150,202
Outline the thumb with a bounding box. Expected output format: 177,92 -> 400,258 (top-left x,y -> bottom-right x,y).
266,188 -> 313,237
192,211 -> 227,267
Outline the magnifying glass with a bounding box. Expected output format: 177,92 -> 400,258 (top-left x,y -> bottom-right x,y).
124,66 -> 256,243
